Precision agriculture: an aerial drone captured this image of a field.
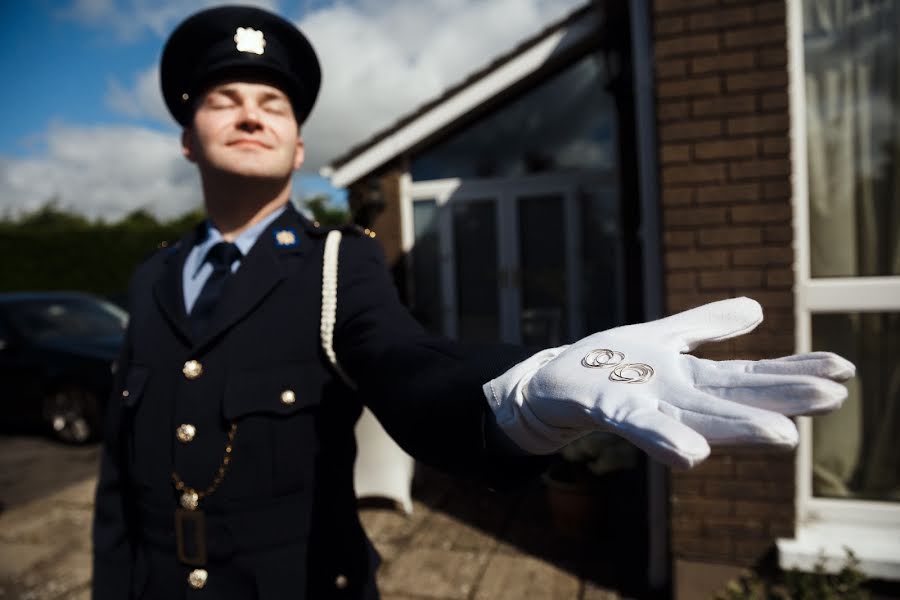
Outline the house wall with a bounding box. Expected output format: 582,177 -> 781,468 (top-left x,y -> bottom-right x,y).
651,0 -> 797,597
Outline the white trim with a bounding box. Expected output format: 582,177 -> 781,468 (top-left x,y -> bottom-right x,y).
798,277 -> 900,312
323,11 -> 602,188
786,0 -> 900,580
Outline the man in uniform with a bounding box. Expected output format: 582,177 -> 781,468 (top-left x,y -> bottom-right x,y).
92,5 -> 854,599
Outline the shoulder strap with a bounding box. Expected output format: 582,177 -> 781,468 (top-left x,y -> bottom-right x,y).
321,230 -> 358,391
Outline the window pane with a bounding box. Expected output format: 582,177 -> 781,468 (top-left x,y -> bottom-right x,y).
811,312 -> 899,502
452,200 -> 500,342
580,185 -> 623,334
804,1 -> 900,277
518,194 -> 567,346
411,52 -> 617,180
410,200 -> 443,335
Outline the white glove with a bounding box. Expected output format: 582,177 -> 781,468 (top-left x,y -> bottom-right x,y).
484,297 -> 854,469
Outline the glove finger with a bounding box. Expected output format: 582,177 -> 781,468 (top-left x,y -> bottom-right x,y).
648,297 -> 763,352
688,357 -> 848,416
660,394 -> 799,448
613,409 -> 710,469
698,352 -> 855,382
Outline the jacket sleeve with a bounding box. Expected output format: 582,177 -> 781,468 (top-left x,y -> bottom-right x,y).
91,308 -> 136,598
332,235 -> 551,486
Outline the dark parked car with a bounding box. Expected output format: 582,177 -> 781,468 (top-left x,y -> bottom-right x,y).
0,292 -> 127,443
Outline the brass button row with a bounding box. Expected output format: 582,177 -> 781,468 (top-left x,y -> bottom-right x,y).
188,568 -> 208,589
176,424 -> 196,443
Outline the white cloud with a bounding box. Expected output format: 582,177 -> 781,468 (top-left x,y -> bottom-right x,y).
106,65 -> 172,125
0,124 -> 200,221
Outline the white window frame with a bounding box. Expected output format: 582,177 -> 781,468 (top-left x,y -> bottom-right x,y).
781,0 -> 900,580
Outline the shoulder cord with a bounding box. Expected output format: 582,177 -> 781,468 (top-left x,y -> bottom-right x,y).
321,230 -> 359,391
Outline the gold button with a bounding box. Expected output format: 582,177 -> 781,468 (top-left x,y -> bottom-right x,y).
335,574 -> 348,589
181,92 -> 190,102
183,360 -> 203,380
121,390 -> 130,398
176,424 -> 196,443
280,390 -> 296,405
188,568 -> 208,589
313,220 -> 321,228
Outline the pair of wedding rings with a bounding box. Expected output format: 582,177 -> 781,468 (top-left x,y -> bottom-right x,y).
581,349 -> 654,384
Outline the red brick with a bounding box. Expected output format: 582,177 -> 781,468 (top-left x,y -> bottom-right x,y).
666,206 -> 729,226
658,75 -> 722,98
671,517 -> 704,537
762,136 -> 790,156
728,114 -> 789,135
698,227 -> 763,247
660,118 -> 723,141
755,1 -> 786,23
768,518 -> 795,538
728,157 -> 790,179
666,272 -> 696,291
688,6 -> 754,31
663,163 -> 727,184
704,516 -> 765,538
665,249 -> 730,270
672,496 -> 733,518
661,143 -> 691,164
726,69 -> 788,92
734,538 -> 774,564
735,459 -> 794,480
762,181 -> 791,200
658,100 -> 691,122
691,51 -> 755,74
705,479 -> 793,501
695,138 -> 757,160
731,203 -> 791,223
761,91 -> 789,110
664,230 -> 696,248
747,290 -> 794,309
655,15 -> 686,35
668,292 -> 728,313
692,455 -> 735,477
763,224 -> 793,243
735,500 -> 789,519
724,24 -> 786,48
656,58 -> 688,79
699,269 -> 764,290
655,33 -> 720,59
765,268 -> 793,288
733,247 -> 792,266
759,47 -> 788,68
655,0 -> 719,14
671,476 -> 705,496
696,183 -> 761,204
692,94 -> 757,117
672,536 -> 733,560
662,187 -> 694,206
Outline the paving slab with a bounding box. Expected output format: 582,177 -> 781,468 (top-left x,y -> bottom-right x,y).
474,553 -> 581,600
377,547 -> 488,599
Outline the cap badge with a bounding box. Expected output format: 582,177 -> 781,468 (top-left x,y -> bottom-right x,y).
234,27 -> 266,55
274,229 -> 298,248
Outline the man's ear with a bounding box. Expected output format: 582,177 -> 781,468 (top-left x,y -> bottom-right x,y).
293,135 -> 305,170
181,128 -> 197,163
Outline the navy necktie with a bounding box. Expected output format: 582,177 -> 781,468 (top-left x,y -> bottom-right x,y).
190,241 -> 243,337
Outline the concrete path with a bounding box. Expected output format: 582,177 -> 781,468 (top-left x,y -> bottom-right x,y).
0,436 -> 642,599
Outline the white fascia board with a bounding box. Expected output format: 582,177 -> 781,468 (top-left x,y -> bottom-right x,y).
325,11 -> 601,188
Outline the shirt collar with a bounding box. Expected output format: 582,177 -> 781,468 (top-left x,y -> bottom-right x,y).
189,204 -> 288,277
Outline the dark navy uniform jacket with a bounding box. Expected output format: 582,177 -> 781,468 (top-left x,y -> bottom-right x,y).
92,203 -> 543,599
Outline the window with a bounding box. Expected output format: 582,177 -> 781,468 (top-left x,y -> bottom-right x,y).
784,0 -> 900,578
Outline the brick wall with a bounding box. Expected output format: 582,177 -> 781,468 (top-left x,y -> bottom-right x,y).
651,0 -> 798,582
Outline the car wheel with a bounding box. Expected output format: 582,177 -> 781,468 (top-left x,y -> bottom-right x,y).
43,385 -> 100,444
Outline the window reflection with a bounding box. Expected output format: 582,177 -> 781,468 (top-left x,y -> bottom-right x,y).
411,52 -> 616,180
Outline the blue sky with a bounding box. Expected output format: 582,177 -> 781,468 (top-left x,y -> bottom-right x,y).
0,0 -> 581,221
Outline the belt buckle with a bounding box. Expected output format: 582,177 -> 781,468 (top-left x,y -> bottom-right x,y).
174,508 -> 208,566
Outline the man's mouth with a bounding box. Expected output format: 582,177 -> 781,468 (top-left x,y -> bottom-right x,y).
228,138 -> 270,149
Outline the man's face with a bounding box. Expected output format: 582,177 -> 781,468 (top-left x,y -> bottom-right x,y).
181,81 -> 305,180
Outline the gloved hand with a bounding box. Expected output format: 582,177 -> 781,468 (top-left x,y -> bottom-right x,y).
483,297 -> 854,468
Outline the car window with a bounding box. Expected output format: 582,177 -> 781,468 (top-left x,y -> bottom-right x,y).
5,297 -> 128,341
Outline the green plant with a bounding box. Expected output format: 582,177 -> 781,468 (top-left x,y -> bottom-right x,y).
714,549 -> 869,600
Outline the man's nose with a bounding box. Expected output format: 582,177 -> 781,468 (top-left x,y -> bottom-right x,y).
236,105 -> 264,130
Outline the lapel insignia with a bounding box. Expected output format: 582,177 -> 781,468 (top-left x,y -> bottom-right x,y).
274,228 -> 298,248
234,27 -> 266,55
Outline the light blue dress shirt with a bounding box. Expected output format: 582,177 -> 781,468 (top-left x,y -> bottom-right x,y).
182,205 -> 287,314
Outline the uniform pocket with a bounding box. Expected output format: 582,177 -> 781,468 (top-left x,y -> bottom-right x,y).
222,360 -> 326,420
121,365 -> 149,408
